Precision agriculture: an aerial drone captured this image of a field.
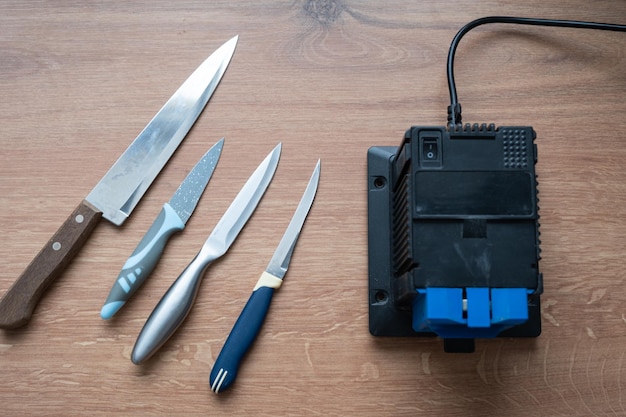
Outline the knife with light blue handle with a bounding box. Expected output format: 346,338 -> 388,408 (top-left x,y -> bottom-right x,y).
209,160 -> 320,393
100,138 -> 224,320
131,143 -> 282,365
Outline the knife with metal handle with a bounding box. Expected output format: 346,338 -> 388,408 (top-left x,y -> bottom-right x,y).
131,143 -> 282,365
100,138 -> 224,320
0,36 -> 238,330
209,160 -> 320,393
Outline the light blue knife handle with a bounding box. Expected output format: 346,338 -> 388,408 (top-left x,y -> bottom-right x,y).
209,285 -> 274,393
100,203 -> 184,320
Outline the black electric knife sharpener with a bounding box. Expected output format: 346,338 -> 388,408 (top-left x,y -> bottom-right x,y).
367,124 -> 542,353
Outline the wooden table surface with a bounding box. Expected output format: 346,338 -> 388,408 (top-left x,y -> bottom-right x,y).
1,1 -> 625,416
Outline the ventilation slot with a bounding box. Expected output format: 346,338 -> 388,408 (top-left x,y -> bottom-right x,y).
392,173 -> 413,275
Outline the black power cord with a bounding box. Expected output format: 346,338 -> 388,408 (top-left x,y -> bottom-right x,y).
446,16 -> 626,128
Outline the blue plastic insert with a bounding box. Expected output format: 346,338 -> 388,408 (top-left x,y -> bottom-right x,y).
412,287 -> 529,339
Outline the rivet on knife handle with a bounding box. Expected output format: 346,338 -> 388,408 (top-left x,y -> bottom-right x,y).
210,160 -> 320,393
0,201 -> 102,329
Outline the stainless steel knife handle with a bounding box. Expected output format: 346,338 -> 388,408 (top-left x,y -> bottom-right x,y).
0,200 -> 102,329
100,203 -> 185,320
130,244 -> 219,364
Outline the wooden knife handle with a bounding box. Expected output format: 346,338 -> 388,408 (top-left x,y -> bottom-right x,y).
0,200 -> 102,329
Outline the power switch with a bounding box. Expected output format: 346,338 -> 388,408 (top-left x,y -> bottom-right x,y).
423,138 -> 438,160
418,132 -> 442,168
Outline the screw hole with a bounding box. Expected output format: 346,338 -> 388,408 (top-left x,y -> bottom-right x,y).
373,177 -> 386,189
374,290 -> 388,304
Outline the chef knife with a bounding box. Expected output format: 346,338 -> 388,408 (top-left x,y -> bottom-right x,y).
210,160 -> 320,393
100,138 -> 224,320
131,143 -> 282,365
0,36 -> 238,329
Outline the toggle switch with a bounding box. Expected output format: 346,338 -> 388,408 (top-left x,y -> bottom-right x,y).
423,139 -> 438,160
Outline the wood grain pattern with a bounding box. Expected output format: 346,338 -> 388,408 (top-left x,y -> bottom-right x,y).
0,1 -> 625,416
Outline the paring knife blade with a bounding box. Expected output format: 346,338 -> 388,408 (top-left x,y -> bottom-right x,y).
100,138 -> 225,320
131,143 -> 282,365
0,36 -> 238,329
209,160 -> 320,393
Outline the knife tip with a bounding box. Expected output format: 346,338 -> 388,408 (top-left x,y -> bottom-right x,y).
227,35 -> 239,46
210,137 -> 225,154
100,301 -> 125,320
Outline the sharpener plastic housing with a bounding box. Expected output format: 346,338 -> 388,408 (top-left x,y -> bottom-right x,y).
367,125 -> 542,352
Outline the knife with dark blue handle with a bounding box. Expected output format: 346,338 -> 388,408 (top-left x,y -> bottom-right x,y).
210,160 -> 320,393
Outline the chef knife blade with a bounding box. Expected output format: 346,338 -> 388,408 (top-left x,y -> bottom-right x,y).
131,143 -> 282,365
0,36 -> 238,329
209,160 -> 320,393
100,138 -> 224,320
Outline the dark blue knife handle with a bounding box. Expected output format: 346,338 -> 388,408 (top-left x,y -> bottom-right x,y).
210,286 -> 275,393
